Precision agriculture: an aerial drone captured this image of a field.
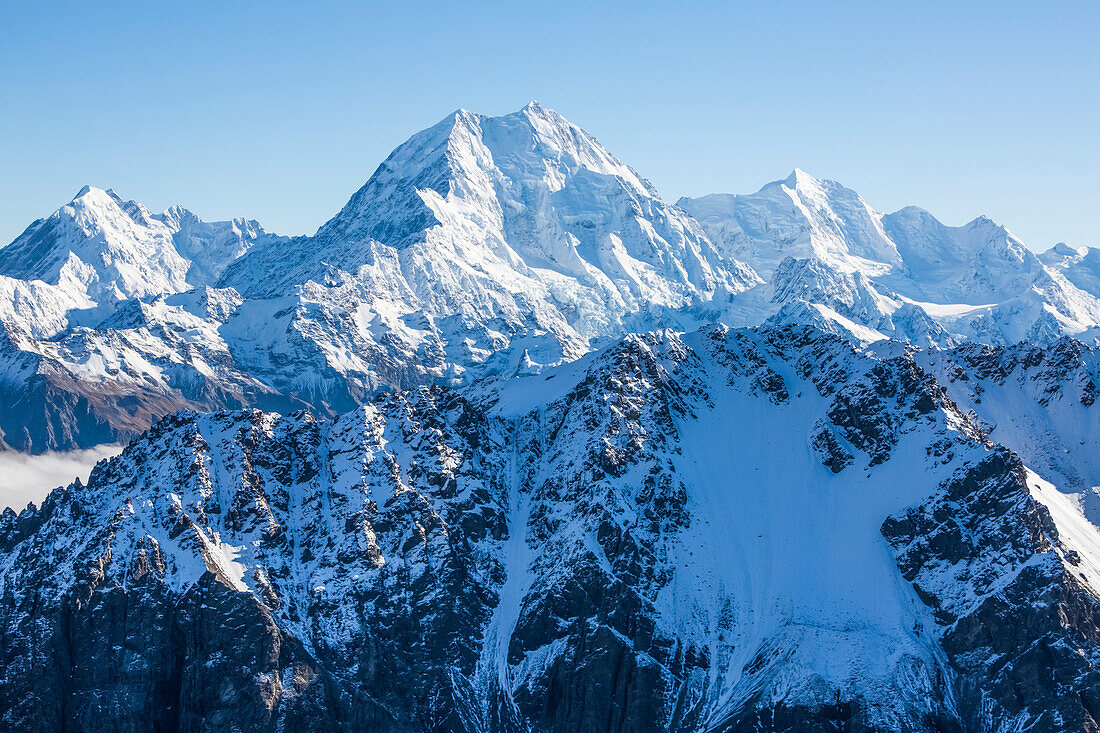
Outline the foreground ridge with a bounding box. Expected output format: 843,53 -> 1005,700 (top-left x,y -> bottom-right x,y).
2,324 -> 1099,731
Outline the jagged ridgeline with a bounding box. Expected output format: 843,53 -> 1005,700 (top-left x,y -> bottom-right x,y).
2,325 -> 1100,730
1,105 -> 1100,731
1,103 -> 1099,453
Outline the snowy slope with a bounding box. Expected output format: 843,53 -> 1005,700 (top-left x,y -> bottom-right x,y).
218,102 -> 759,385
918,338 -> 1100,522
878,208 -> 1040,304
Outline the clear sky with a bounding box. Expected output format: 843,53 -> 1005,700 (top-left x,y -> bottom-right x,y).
1,1 -> 1097,250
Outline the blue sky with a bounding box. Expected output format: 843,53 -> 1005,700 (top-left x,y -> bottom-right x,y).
1,1 -> 1097,249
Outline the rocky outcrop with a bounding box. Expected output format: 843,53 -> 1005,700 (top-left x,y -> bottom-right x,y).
883,450 -> 1100,731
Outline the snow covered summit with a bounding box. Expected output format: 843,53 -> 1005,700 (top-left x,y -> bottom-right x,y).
0,104 -> 760,451
0,185 -> 276,304
680,169 -> 1100,345
221,101 -> 758,346
0,105 -> 1098,453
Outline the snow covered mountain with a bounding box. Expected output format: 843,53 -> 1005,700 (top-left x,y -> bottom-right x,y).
2,103 -> 1100,731
1042,243 -> 1100,299
0,187 -> 290,452
0,104 -> 759,452
0,185 -> 275,309
217,102 -> 757,391
679,171 -> 1100,346
3,324 -> 1099,731
0,104 -> 1096,458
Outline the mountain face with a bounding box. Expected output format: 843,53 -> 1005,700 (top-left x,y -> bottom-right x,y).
216,102 -> 757,399
0,104 -> 761,453
3,324 -> 1100,732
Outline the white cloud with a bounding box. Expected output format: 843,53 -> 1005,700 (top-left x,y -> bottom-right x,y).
0,445 -> 123,512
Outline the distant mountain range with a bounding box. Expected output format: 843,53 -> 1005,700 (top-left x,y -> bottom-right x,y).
0,103 -> 1096,453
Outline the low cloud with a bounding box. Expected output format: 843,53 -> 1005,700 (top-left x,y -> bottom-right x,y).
0,445 -> 123,512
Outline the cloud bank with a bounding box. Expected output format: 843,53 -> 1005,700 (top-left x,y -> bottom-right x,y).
0,445 -> 123,512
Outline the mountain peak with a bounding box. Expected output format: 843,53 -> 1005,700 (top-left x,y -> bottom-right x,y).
1045,242 -> 1086,258
888,204 -> 934,219
683,169 -> 903,280
314,103 -> 655,246
782,167 -> 821,189
516,99 -> 565,126
0,183 -> 276,303
219,102 -> 757,372
70,185 -> 123,209
753,168 -> 841,200
962,214 -> 1017,241
448,107 -> 481,127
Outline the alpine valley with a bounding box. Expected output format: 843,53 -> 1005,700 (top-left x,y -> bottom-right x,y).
2,104 -> 1100,732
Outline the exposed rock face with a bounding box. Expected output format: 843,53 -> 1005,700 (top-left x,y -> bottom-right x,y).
3,324 -> 1099,731
883,450 -> 1100,731
917,337 -> 1100,525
